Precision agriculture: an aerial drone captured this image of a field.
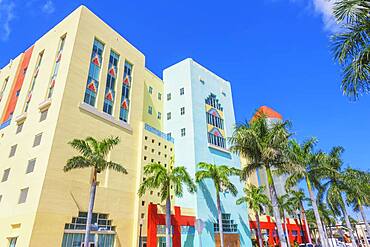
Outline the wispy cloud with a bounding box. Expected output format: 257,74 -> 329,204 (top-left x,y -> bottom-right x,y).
312,0 -> 339,32
0,0 -> 15,41
42,0 -> 55,14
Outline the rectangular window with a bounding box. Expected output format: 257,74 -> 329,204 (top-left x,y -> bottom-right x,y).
9,145 -> 17,157
148,106 -> 152,115
24,51 -> 44,112
180,87 -> 184,95
47,35 -> 66,99
103,50 -> 119,115
39,110 -> 48,122
200,79 -> 205,85
0,77 -> 9,102
84,39 -> 104,107
0,195 -> 2,203
181,128 -> 186,137
18,187 -> 29,204
33,133 -> 42,147
157,112 -> 161,119
167,112 -> 171,120
1,168 -> 10,182
119,61 -> 132,122
180,107 -> 185,115
16,123 -> 23,134
8,237 -> 17,247
148,86 -> 153,94
167,93 -> 171,101
26,159 -> 36,174
158,92 -> 162,100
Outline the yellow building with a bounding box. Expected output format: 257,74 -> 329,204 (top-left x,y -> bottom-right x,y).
0,6 -> 174,247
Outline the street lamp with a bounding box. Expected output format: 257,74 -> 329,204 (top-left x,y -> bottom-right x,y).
139,218 -> 144,247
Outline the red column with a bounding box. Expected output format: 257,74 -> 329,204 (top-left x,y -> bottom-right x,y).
147,203 -> 158,247
172,207 -> 181,247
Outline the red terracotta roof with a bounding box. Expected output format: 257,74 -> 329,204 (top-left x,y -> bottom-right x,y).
252,106 -> 283,121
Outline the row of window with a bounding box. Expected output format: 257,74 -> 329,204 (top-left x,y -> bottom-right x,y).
9,132 -> 43,158
0,187 -> 29,206
208,132 -> 226,149
83,38 -> 132,123
206,112 -> 224,129
205,93 -> 223,111
148,86 -> 162,101
166,87 -> 184,101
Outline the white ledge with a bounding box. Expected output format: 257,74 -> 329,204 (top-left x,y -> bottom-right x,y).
208,144 -> 230,154
15,113 -> 27,124
38,99 -> 52,112
79,102 -> 133,132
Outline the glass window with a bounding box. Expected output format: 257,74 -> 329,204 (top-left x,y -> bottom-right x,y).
148,106 -> 153,115
18,187 -> 29,204
26,159 -> 36,174
16,123 -> 23,134
0,77 -> 9,102
157,112 -> 161,119
180,88 -> 184,95
39,110 -> 48,122
148,86 -> 153,94
181,128 -> 185,137
1,168 -> 10,182
47,35 -> 66,99
84,39 -> 104,107
9,145 -> 17,157
167,112 -> 171,120
167,93 -> 171,101
8,237 -> 17,247
158,92 -> 162,100
119,61 -> 132,122
24,51 -> 44,112
103,50 -> 119,115
180,107 -> 185,115
33,133 -> 42,147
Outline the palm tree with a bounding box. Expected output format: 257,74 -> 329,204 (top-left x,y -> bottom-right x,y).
331,0 -> 370,99
290,189 -> 312,243
285,138 -> 330,247
138,160 -> 196,247
320,147 -> 358,247
64,136 -> 127,247
195,162 -> 239,247
317,202 -> 337,247
229,114 -> 293,247
237,184 -> 271,247
277,194 -> 296,247
343,168 -> 370,241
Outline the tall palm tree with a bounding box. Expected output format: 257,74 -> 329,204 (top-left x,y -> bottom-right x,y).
331,0 -> 370,99
229,115 -> 293,247
320,147 -> 358,247
317,202 -> 337,247
343,168 -> 370,241
64,136 -> 127,247
285,138 -> 330,247
236,184 -> 271,247
138,160 -> 196,247
289,189 -> 312,243
277,194 -> 296,247
195,162 -> 239,247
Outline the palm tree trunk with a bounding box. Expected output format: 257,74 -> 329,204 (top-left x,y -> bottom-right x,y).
166,196 -> 171,247
300,204 -> 312,243
216,192 -> 224,247
266,167 -> 288,247
256,212 -> 264,247
323,222 -> 332,247
358,199 -> 370,244
84,172 -> 97,247
283,210 -> 291,247
341,202 -> 357,247
305,176 -> 328,247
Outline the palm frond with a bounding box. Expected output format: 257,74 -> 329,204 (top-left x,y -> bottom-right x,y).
105,161 -> 127,174
64,156 -> 92,172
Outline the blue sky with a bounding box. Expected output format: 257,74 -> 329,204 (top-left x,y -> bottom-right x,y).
0,0 -> 369,217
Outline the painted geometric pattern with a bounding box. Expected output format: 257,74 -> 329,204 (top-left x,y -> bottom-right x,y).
205,104 -> 224,119
103,50 -> 119,113
119,61 -> 132,122
207,124 -> 225,137
48,36 -> 66,98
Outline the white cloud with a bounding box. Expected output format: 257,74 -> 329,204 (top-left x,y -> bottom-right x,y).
42,0 -> 55,14
312,0 -> 339,32
0,0 -> 15,41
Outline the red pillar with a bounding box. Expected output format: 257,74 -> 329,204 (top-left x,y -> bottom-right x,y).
148,203 -> 158,247
172,207 -> 181,247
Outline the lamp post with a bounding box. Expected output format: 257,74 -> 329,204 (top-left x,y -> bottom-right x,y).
296,209 -> 306,244
139,218 -> 144,247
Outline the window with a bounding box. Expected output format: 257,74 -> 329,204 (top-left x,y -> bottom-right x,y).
148,86 -> 153,94
39,110 -> 48,122
84,39 -> 104,107
9,145 -> 17,157
119,61 -> 132,122
200,79 -> 205,85
144,156 -> 147,161
1,168 -> 10,182
0,77 -> 9,102
181,128 -> 186,137
47,35 -> 66,98
26,159 -> 36,174
144,136 -> 148,140
180,107 -> 185,115
33,133 -> 42,147
180,87 -> 184,95
157,112 -> 161,120
167,112 -> 171,120
8,237 -> 17,247
158,93 -> 162,100
141,201 -> 145,206
167,93 -> 171,101
151,159 -> 154,163
103,50 -> 119,115
148,106 -> 152,115
0,195 -> 2,203
16,123 -> 23,134
24,51 -> 44,112
214,213 -> 238,233
18,187 -> 29,204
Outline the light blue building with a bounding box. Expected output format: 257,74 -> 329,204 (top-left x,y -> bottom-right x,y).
163,58 -> 252,247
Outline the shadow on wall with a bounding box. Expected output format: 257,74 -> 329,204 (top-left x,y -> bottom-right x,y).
239,214 -> 252,246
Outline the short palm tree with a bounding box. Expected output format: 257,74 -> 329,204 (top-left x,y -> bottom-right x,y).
285,138 -> 330,247
277,194 -> 295,247
331,0 -> 370,99
229,114 -> 293,247
138,159 -> 196,247
237,184 -> 271,247
343,168 -> 370,241
195,162 -> 239,247
320,147 -> 358,247
289,189 -> 312,243
64,136 -> 127,247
